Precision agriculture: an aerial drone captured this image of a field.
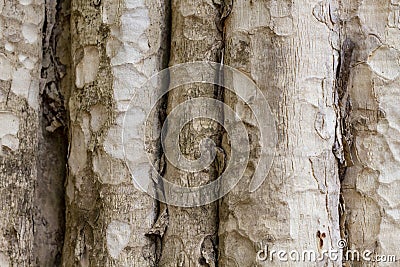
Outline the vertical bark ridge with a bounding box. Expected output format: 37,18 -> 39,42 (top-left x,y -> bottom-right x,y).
0,0 -> 45,265
159,0 -> 224,265
219,0 -> 342,266
63,0 -> 168,265
339,0 -> 400,265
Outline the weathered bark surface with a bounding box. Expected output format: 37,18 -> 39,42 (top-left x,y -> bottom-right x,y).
0,0 -> 44,265
34,0 -> 70,265
340,0 -> 400,265
1,0 -> 399,266
159,0 -> 223,266
63,0 -> 167,265
219,0 -> 341,266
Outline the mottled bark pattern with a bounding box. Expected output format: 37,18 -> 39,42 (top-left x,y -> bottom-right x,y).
0,0 -> 44,265
0,0 -> 398,266
159,0 -> 223,266
63,0 -> 167,266
219,0 -> 341,266
340,0 -> 400,265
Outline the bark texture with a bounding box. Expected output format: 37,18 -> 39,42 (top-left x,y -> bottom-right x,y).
0,0 -> 44,265
159,0 -> 223,266
340,0 -> 400,265
0,0 -> 399,266
219,0 -> 342,266
63,0 -> 168,266
34,0 -> 70,265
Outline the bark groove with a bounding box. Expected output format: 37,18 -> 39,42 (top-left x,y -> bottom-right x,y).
35,0 -> 70,265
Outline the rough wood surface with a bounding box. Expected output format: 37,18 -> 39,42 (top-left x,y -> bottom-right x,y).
63,0 -> 168,265
158,0 -> 223,266
219,0 -> 342,266
0,0 -> 398,266
340,0 -> 400,265
0,0 -> 45,265
34,0 -> 70,265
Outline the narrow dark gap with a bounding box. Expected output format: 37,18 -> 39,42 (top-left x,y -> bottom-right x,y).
214,2 -> 231,266
146,0 -> 172,265
35,0 -> 71,265
334,34 -> 355,265
213,38 -> 225,267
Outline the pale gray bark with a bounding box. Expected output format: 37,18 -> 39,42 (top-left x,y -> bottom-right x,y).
340,0 -> 400,266
63,0 -> 167,266
159,0 -> 223,266
219,0 -> 342,266
0,0 -> 45,265
0,0 -> 399,266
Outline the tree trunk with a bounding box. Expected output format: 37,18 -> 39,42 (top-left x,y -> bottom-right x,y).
0,0 -> 44,265
159,0 -> 223,266
0,0 -> 398,266
340,0 -> 400,265
219,0 -> 342,266
63,0 -> 168,265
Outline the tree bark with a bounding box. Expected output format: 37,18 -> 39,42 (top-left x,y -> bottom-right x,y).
0,0 -> 44,265
63,0 -> 168,265
340,0 -> 400,265
0,1 -> 399,266
159,0 -> 223,266
34,0 -> 70,265
219,0 -> 342,266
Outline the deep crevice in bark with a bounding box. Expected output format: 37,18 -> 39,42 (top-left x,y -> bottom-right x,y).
35,0 -> 71,265
333,37 -> 355,181
334,36 -> 355,264
146,0 -> 172,265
